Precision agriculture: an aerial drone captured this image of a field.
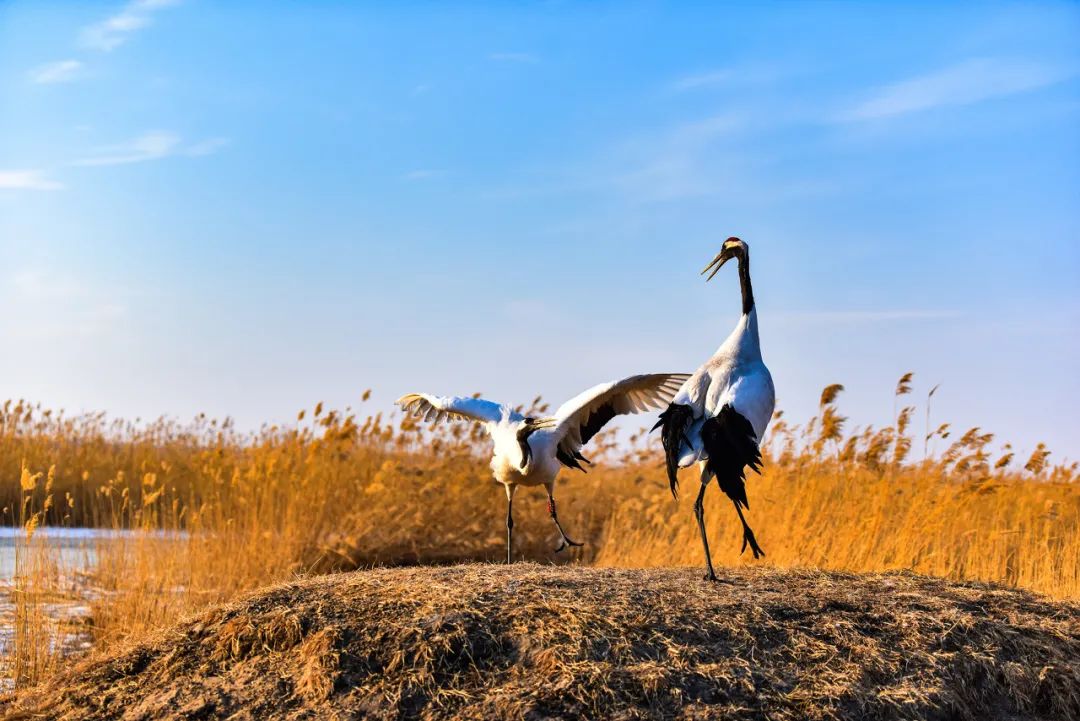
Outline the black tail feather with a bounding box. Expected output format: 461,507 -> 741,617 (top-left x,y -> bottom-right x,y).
701,404 -> 766,557
652,403 -> 694,499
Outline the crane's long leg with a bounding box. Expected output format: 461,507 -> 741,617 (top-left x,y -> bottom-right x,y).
546,488 -> 584,553
732,499 -> 765,559
505,483 -> 517,564
694,480 -> 718,581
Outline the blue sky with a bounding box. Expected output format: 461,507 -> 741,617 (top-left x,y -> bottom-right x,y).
1,1 -> 1078,459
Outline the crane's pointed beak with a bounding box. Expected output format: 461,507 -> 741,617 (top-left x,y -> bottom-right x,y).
701,252 -> 731,282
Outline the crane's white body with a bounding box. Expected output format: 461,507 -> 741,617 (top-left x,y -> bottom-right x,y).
488,416 -> 561,486
672,308 -> 775,468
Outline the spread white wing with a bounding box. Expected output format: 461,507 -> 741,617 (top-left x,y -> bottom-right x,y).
396,393 -> 508,425
550,373 -> 691,465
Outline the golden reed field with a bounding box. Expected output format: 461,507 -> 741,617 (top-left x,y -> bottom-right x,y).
2,373 -> 1078,691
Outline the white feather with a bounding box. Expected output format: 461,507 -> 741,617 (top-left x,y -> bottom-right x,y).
396,372 -> 691,487
673,307 -> 775,465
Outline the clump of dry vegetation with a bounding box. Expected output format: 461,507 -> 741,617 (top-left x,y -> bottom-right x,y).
597,380 -> 1079,597
4,564 -> 1079,721
1,374 -> 1078,692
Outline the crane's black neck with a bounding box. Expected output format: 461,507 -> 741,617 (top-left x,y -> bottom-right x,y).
517,418 -> 543,469
737,252 -> 754,316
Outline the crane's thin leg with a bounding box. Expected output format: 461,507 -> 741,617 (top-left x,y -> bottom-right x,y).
732,500 -> 765,559
547,490 -> 584,553
694,480 -> 718,581
505,484 -> 517,564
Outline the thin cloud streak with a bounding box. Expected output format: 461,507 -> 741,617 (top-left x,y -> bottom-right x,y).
73,132 -> 227,167
4,269 -> 129,340
0,170 -> 64,191
489,52 -> 539,64
74,131 -> 181,166
605,112 -> 744,201
403,169 -> 446,181
185,137 -> 230,157
842,58 -> 1074,121
671,70 -> 734,92
80,0 -> 182,52
475,112 -> 749,203
668,63 -> 803,93
28,60 -> 83,84
774,310 -> 964,324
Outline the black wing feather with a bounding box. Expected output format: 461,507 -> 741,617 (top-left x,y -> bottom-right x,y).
556,446 -> 587,472
556,403 -> 617,472
579,402 -> 617,447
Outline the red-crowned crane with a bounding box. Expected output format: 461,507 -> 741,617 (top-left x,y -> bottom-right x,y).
398,372 -> 689,563
653,237 -> 775,581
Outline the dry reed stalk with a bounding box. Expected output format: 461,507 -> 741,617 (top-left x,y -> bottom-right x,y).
0,376 -> 1077,689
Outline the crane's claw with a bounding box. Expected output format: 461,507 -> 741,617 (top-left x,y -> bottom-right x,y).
703,573 -> 736,585
554,538 -> 584,553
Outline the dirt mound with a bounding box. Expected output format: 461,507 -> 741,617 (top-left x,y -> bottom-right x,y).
4,565 -> 1079,720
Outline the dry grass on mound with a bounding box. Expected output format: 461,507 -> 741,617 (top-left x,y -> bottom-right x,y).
4,565 -> 1078,721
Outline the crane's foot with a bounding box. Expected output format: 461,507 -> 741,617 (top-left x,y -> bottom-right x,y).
740,530 -> 766,559
703,574 -> 736,585
554,537 -> 584,553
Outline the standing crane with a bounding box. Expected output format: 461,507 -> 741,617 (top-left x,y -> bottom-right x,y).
653,237 -> 775,581
398,373 -> 689,563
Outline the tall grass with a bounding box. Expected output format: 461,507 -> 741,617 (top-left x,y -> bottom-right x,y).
2,376 -> 1077,689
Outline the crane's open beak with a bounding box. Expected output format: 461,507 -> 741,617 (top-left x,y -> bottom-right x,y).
701,250 -> 734,282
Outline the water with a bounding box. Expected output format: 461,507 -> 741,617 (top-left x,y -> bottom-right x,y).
0,527 -> 187,580
0,527 -> 122,580
0,527 -> 182,688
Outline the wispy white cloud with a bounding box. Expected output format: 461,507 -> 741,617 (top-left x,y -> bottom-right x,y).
489,52 -> 539,64
184,137 -> 230,157
73,131 -> 228,167
28,59 -> 83,84
403,169 -> 446,181
669,63 -> 803,93
842,58 -> 1074,121
74,131 -> 181,166
671,70 -> 734,92
502,299 -> 559,325
476,111 -> 751,203
774,309 -> 963,324
11,269 -> 80,300
605,112 -> 744,201
0,170 -> 64,191
4,269 -> 128,339
27,1 -> 181,89
80,0 -> 182,52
